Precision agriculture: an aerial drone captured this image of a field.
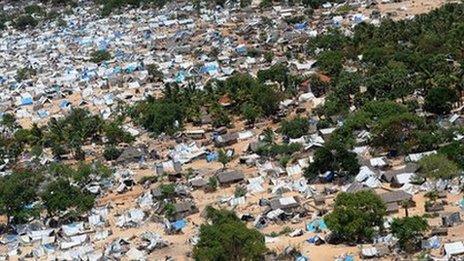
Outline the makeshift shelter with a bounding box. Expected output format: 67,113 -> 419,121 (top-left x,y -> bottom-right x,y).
216,170 -> 245,185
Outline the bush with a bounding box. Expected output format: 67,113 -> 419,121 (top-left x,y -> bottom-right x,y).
41,178 -> 95,216
256,143 -> 302,157
208,177 -> 218,190
17,67 -> 37,82
325,191 -> 386,242
280,117 -> 308,138
193,207 -> 267,260
14,15 -> 38,30
25,4 -> 45,15
90,50 -> 111,63
131,99 -> 184,135
234,186 -> 247,197
103,146 -> 121,161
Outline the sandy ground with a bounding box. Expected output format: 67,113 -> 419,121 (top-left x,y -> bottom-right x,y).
376,0 -> 455,19
5,0 -> 459,260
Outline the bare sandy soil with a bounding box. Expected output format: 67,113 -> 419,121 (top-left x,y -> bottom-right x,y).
369,0 -> 456,20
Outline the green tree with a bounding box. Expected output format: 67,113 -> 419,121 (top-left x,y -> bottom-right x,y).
241,103 -> 261,124
391,216 -> 428,253
264,51 -> 274,63
146,64 -> 164,82
280,117 -> 308,138
193,207 -> 267,260
317,50 -> 343,76
418,154 -> 459,180
304,141 -> 360,181
217,149 -> 230,169
439,141 -> 464,168
424,87 -> 458,115
131,98 -> 184,135
14,15 -> 38,30
103,145 -> 122,161
103,120 -> 134,145
90,50 -> 111,64
159,183 -> 176,199
324,190 -> 386,242
371,113 -> 424,154
0,170 -> 41,225
262,128 -> 275,144
41,178 -> 95,216
207,176 -> 218,191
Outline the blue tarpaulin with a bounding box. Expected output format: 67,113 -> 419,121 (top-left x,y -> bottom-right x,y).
206,152 -> 219,162
175,71 -> 186,83
59,100 -> 70,109
295,255 -> 308,261
321,171 -> 334,182
294,22 -> 307,30
306,219 -> 327,232
21,97 -> 33,106
344,255 -> 354,261
171,219 -> 187,231
236,45 -> 247,55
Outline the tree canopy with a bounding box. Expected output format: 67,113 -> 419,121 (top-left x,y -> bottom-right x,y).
193,207 -> 267,260
304,140 -> 360,181
391,216 -> 428,253
324,190 -> 386,242
418,154 -> 460,180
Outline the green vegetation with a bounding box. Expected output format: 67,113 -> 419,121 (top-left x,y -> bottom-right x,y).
325,190 -> 386,243
424,87 -> 458,115
256,142 -> 302,157
101,0 -> 169,16
131,97 -> 184,135
391,216 -> 429,253
217,149 -> 230,169
103,145 -> 122,160
304,140 -> 359,181
207,176 -> 218,191
159,183 -> 176,199
90,50 -> 112,63
146,64 -> 164,82
41,178 -> 95,216
132,73 -> 283,135
418,154 -> 459,180
0,160 -> 110,225
25,4 -> 46,16
438,141 -> 464,168
234,186 -> 247,197
193,207 -> 267,260
303,3 -> 464,159
14,15 -> 38,30
280,117 -> 308,138
0,170 -> 42,224
16,67 -> 38,82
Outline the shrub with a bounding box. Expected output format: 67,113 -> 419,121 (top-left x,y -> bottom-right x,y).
14,15 -> 38,30
90,50 -> 111,63
103,146 -> 121,161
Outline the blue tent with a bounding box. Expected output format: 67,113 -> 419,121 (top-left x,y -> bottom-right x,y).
236,45 -> 247,55
21,97 -> 33,106
344,255 -> 354,261
59,100 -> 70,109
175,71 -> 186,83
206,152 -> 219,162
294,22 -> 307,30
171,219 -> 187,231
306,219 -> 327,232
320,171 -> 334,182
295,255 -> 309,261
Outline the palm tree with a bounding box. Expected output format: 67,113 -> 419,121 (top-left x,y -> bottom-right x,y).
218,149 -> 230,169
401,200 -> 413,217
262,128 -> 275,145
